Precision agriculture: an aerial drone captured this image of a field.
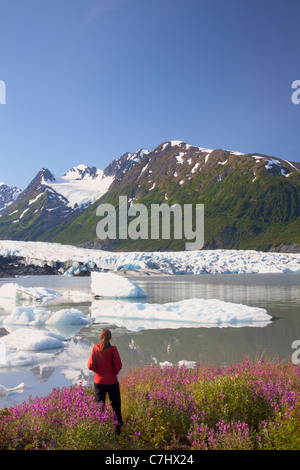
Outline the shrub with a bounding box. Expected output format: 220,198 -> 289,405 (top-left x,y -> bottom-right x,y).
1,359 -> 299,450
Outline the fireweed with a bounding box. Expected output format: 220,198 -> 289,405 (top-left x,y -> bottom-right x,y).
0,359 -> 299,450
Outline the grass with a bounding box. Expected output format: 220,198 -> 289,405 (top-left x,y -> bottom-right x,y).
1,358 -> 299,450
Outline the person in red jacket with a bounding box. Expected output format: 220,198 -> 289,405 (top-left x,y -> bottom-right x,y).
87,329 -> 123,433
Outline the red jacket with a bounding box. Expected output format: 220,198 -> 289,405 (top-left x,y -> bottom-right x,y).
87,344 -> 122,384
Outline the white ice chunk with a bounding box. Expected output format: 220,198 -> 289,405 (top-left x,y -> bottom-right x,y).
2,306 -> 93,327
1,328 -> 65,351
45,308 -> 93,326
0,382 -> 25,396
159,361 -> 173,368
0,283 -> 62,305
178,360 -> 196,369
91,272 -> 147,298
90,297 -> 272,331
3,306 -> 52,326
0,349 -> 53,369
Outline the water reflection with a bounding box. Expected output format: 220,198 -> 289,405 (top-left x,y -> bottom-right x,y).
134,274 -> 300,309
0,273 -> 299,409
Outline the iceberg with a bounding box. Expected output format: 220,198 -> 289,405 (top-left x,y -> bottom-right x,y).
1,328 -> 65,351
90,297 -> 272,331
0,349 -> 54,369
2,306 -> 94,327
45,308 -> 94,326
0,283 -> 62,310
159,360 -> 197,369
91,271 -> 147,298
2,306 -> 52,326
178,360 -> 197,369
0,382 -> 24,397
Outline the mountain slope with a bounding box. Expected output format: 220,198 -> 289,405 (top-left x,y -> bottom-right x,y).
0,183 -> 22,213
0,149 -> 149,242
0,168 -> 75,241
43,141 -> 300,252
44,164 -> 113,209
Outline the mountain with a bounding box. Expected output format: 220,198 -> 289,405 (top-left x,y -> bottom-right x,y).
0,165 -> 110,241
0,141 -> 299,251
44,164 -> 113,209
40,141 -> 300,252
0,149 -> 149,242
0,183 -> 22,213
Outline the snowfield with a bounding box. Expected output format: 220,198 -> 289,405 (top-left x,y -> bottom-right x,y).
0,240 -> 299,275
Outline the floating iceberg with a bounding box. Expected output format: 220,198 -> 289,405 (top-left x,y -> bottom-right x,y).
2,306 -> 94,327
0,349 -> 54,369
159,360 -> 197,369
90,297 -> 272,331
178,360 -> 197,369
0,283 -> 62,311
45,308 -> 94,326
0,382 -> 24,397
91,271 -> 147,298
1,328 -> 65,351
2,306 -> 52,326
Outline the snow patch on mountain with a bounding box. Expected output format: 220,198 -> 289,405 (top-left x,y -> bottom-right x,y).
44,165 -> 114,208
0,183 -> 22,213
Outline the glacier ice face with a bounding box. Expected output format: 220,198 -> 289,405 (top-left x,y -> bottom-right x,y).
0,240 -> 299,275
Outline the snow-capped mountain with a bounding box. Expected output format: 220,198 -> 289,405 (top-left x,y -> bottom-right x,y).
0,149 -> 149,242
0,182 -> 22,213
44,164 -> 114,209
0,141 -> 299,251
50,140 -> 300,252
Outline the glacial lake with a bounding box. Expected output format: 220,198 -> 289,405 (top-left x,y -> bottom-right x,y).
0,272 -> 299,409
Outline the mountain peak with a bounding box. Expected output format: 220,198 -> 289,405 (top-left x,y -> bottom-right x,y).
0,183 -> 22,212
63,164 -> 103,181
40,168 -> 56,183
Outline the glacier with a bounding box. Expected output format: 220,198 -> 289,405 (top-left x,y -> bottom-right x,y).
0,240 -> 299,275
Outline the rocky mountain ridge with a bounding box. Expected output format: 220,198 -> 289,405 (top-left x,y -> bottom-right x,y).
0,141 -> 299,252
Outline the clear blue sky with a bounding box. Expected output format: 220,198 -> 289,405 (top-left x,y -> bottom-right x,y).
0,0 -> 299,189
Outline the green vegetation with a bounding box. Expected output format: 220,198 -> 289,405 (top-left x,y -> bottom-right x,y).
1,359 -> 299,450
1,150 -> 299,252
48,161 -> 300,252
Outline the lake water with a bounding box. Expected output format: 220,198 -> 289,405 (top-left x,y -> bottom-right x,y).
0,273 -> 299,409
